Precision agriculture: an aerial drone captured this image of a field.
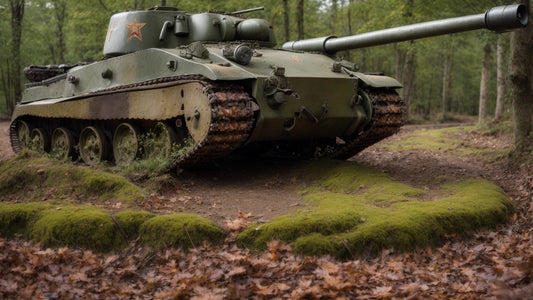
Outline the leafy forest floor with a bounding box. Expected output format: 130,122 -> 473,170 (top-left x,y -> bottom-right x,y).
1,118 -> 532,298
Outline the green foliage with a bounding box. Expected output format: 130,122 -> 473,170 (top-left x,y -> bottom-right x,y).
238,160 -> 514,260
119,125 -> 195,180
140,214 -> 225,250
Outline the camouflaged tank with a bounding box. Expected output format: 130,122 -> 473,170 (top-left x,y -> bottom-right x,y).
10,5 -> 528,167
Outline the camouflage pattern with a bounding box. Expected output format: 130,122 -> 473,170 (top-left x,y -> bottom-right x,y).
10,5 -> 528,166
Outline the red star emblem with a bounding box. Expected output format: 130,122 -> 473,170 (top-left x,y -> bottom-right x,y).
126,19 -> 146,41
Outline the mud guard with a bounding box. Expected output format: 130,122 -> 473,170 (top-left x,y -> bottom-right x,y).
354,72 -> 403,89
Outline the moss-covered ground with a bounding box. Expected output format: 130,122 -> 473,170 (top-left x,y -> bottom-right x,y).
0,127 -> 516,257
0,150 -> 144,203
0,150 -> 224,252
0,202 -> 224,252
237,159 -> 513,259
376,126 -> 510,160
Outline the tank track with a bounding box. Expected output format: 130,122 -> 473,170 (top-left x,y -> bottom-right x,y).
9,121 -> 22,154
173,79 -> 254,168
332,87 -> 406,159
10,76 -> 255,168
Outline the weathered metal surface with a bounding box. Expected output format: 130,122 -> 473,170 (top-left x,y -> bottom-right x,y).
10,76 -> 254,167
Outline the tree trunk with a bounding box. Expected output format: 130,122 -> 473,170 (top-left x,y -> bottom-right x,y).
395,43 -> 415,117
402,46 -> 415,117
345,0 -> 354,62
297,0 -> 304,40
495,35 -> 507,122
441,53 -> 452,118
478,43 -> 491,125
1,59 -> 14,115
54,0 -> 67,63
509,0 -> 533,150
10,0 -> 25,112
394,44 -> 406,83
283,0 -> 290,42
330,0 -> 338,33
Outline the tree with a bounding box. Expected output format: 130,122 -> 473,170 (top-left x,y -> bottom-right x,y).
441,42 -> 453,118
9,0 -> 24,113
478,42 -> 491,125
509,0 -> 533,150
283,0 -> 290,41
494,34 -> 508,122
296,0 -> 304,39
52,0 -> 68,63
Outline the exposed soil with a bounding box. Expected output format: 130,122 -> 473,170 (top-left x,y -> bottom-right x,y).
142,158 -> 308,228
0,120 -> 14,162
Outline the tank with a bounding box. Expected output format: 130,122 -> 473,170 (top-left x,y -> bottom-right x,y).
10,4 -> 528,167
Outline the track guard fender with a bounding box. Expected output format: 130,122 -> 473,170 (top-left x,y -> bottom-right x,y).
354,72 -> 403,89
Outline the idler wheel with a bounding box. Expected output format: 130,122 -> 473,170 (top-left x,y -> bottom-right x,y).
113,123 -> 140,166
79,126 -> 110,165
143,122 -> 178,160
51,127 -> 75,160
30,128 -> 50,153
15,120 -> 31,150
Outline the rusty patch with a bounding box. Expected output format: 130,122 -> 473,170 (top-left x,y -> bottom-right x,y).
88,93 -> 130,120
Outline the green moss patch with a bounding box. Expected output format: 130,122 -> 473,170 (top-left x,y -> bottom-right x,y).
376,127 -> 511,160
140,214 -> 225,250
0,150 -> 144,203
0,202 -> 222,252
0,202 -> 49,236
30,205 -> 125,252
378,127 -> 461,152
114,210 -> 155,239
238,160 -> 513,260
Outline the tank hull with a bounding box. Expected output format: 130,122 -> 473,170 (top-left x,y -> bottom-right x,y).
11,45 -> 405,166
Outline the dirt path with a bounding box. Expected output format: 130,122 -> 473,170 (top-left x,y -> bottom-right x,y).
0,120 -> 14,161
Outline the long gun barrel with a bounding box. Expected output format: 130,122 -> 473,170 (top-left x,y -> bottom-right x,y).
282,4 -> 529,53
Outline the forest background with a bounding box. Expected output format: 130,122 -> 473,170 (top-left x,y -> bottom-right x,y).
1,0 -> 531,147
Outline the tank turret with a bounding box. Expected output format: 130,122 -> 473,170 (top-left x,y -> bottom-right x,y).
103,6 -> 275,57
10,4 -> 529,168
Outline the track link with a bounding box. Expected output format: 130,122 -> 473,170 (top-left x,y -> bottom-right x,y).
9,121 -> 22,154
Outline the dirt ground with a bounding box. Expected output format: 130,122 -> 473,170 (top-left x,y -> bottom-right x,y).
0,119 -> 520,228
0,120 -> 14,162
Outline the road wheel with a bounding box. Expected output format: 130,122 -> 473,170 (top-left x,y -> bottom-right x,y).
79,126 -> 110,165
113,122 -> 140,166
